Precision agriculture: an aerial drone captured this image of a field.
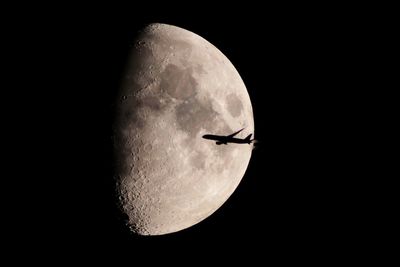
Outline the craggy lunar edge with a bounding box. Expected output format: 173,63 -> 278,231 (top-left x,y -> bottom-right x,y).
113,23 -> 254,235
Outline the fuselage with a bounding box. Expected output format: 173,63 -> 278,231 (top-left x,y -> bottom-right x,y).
202,134 -> 249,144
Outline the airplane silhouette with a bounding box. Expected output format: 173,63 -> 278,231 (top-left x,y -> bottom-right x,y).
202,128 -> 255,145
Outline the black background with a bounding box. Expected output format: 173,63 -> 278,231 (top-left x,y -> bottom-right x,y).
6,4 -> 376,261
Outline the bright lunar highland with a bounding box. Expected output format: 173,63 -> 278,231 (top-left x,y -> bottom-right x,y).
113,23 -> 254,235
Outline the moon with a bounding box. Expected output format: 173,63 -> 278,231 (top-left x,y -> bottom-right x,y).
113,23 -> 254,235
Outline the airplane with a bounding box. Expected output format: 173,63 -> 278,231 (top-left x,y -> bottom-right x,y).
202,128 -> 256,145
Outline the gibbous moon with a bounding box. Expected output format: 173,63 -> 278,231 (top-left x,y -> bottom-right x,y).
113,23 -> 254,235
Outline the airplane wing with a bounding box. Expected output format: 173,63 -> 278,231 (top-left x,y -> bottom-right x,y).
227,128 -> 245,138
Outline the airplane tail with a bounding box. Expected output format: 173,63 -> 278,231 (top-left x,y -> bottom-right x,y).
244,134 -> 253,144
244,134 -> 258,147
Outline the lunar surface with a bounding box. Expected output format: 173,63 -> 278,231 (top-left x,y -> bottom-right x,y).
113,23 -> 254,235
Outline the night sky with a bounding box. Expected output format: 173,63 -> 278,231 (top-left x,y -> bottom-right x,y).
8,5 -> 370,261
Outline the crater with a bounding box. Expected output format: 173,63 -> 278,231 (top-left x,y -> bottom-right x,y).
226,93 -> 243,118
160,64 -> 198,100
